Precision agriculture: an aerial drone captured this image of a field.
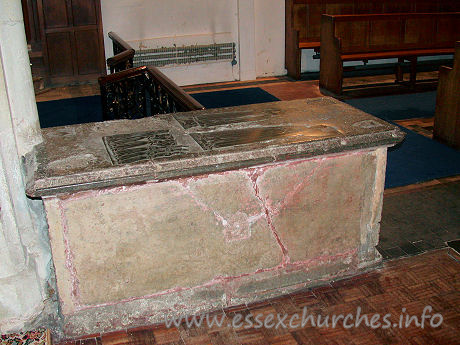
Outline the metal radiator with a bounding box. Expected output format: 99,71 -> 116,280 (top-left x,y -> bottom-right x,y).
133,42 -> 236,68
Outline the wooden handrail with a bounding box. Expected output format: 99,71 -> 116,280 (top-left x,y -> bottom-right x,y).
108,31 -> 133,52
107,31 -> 136,73
101,31 -> 203,119
98,65 -> 204,121
145,66 -> 204,111
106,49 -> 136,69
98,66 -> 147,85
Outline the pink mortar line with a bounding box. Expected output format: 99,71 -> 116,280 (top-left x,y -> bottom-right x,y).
287,248 -> 358,271
71,247 -> 359,313
175,178 -> 264,243
248,168 -> 290,265
57,199 -> 82,308
71,249 -> 289,312
59,149 -> 370,312
56,148 -> 371,204
58,180 -> 158,204
269,161 -> 326,217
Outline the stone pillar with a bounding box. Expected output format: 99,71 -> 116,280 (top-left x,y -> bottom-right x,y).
237,0 -> 257,81
0,0 -> 55,333
0,0 -> 42,157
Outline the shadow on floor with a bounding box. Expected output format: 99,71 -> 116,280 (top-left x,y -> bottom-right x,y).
378,179 -> 460,260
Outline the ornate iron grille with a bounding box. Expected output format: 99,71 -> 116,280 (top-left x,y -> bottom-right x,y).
103,130 -> 190,164
133,43 -> 237,67
101,73 -> 148,120
99,66 -> 204,121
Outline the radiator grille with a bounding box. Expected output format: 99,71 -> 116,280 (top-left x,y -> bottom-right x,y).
133,43 -> 236,67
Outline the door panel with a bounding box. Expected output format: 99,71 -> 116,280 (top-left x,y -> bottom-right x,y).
72,0 -> 98,26
42,0 -> 69,28
75,29 -> 101,75
47,32 -> 74,76
38,0 -> 105,85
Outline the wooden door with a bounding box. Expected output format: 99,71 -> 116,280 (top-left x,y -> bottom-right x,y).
37,0 -> 106,85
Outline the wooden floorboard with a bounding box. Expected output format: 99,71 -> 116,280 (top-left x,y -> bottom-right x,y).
34,70 -> 439,103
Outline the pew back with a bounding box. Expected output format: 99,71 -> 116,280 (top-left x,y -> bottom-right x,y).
290,0 -> 460,45
286,0 -> 460,78
319,12 -> 460,94
324,12 -> 460,55
434,41 -> 460,149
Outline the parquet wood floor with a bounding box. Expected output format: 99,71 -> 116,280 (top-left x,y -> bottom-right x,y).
395,118 -> 435,139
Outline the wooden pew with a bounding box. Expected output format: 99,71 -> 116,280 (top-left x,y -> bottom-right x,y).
434,41 -> 460,149
319,12 -> 460,95
285,0 -> 460,80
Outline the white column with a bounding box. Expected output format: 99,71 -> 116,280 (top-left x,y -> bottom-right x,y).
0,0 -> 42,157
0,0 -> 53,333
237,0 -> 257,81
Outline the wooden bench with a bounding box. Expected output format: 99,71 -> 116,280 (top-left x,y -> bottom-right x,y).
285,0 -> 460,80
319,12 -> 460,95
434,41 -> 460,149
98,66 -> 204,121
106,31 -> 136,74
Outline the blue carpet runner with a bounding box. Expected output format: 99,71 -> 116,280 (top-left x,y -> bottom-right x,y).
345,92 -> 460,188
191,87 -> 279,109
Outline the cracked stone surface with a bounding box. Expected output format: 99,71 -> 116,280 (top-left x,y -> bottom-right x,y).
27,98 -> 404,197
256,151 -> 377,262
37,99 -> 402,337
44,170 -> 284,313
44,149 -> 386,324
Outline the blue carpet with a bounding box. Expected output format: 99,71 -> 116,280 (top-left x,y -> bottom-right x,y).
36,88 -> 279,128
345,91 -> 437,121
37,95 -> 102,128
345,92 -> 460,188
191,87 -> 280,108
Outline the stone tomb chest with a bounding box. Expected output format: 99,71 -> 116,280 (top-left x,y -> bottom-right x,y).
27,97 -> 404,337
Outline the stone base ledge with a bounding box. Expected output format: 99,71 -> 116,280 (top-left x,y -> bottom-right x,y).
60,248 -> 381,338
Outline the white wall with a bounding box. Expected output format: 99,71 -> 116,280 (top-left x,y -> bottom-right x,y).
101,0 -> 241,85
254,0 -> 286,77
101,0 -> 288,85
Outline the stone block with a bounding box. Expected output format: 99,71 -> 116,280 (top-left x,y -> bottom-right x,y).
44,170 -> 283,313
256,151 -> 377,263
44,147 -> 386,337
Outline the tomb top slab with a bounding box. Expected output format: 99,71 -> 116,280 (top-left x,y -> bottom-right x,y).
27,97 -> 404,197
